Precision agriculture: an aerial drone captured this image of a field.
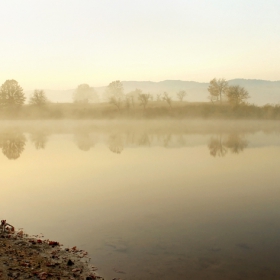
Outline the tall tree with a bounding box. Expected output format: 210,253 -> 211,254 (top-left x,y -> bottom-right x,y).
208,78 -> 228,103
162,92 -> 172,108
138,93 -> 152,109
226,85 -> 250,106
177,90 -> 187,102
73,84 -> 98,103
0,80 -> 25,107
29,90 -> 48,106
106,81 -> 124,110
106,80 -> 124,98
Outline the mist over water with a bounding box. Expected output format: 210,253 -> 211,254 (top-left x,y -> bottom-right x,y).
1,120 -> 280,279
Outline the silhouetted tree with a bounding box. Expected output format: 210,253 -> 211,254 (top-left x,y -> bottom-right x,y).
29,90 -> 48,106
156,93 -> 162,101
106,81 -> 124,110
124,95 -> 132,110
138,93 -> 152,109
106,80 -> 124,97
0,131 -> 26,159
177,90 -> 187,102
73,84 -> 98,103
226,85 -> 250,106
0,80 -> 25,107
162,92 -> 172,108
208,78 -> 228,103
127,89 -> 142,106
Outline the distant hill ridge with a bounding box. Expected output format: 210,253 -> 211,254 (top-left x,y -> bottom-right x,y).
26,79 -> 280,105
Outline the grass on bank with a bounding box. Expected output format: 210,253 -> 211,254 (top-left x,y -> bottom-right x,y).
0,101 -> 280,120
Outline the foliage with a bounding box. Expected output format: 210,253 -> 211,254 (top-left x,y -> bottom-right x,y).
29,90 -> 48,106
106,81 -> 124,110
109,96 -> 122,111
226,85 -> 250,106
138,93 -> 152,109
156,93 -> 162,101
0,80 -> 26,107
126,89 -> 142,106
208,78 -> 228,103
0,130 -> 26,159
106,80 -> 124,99
73,84 -> 98,103
177,90 -> 187,102
208,133 -> 248,157
162,92 -> 172,108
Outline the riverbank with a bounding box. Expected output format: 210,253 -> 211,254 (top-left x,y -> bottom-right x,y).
1,102 -> 280,120
0,220 -> 103,279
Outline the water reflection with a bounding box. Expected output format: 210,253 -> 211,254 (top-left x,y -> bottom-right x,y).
74,132 -> 96,151
208,133 -> 248,157
108,133 -> 124,154
0,121 -> 277,160
30,131 -> 48,150
2,121 -> 280,279
0,130 -> 26,159
225,133 -> 248,154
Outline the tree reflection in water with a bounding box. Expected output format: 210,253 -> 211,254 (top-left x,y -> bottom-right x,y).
137,133 -> 151,146
208,135 -> 227,157
208,133 -> 248,157
108,133 -> 123,154
74,132 -> 96,151
0,130 -> 26,160
30,131 -> 48,150
225,133 -> 248,154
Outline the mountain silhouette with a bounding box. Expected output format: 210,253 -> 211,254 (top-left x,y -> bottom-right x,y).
26,79 -> 280,105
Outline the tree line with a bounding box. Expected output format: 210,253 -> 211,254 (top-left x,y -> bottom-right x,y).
0,80 -> 49,107
0,78 -> 250,108
0,78 -> 279,120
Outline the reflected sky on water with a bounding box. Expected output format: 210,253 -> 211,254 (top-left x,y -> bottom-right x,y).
1,120 -> 280,279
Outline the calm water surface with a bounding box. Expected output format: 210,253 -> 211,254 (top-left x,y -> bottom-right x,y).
1,120 -> 280,280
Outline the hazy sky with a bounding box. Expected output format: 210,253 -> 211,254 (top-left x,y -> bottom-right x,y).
1,0 -> 279,89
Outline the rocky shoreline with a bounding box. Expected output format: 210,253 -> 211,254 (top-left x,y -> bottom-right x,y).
0,220 -> 103,280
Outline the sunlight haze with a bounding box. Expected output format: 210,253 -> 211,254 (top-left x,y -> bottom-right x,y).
1,0 -> 279,89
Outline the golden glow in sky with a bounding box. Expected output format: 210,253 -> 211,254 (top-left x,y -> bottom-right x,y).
1,0 -> 279,89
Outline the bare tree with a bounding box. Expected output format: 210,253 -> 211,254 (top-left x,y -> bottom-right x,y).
226,85 -> 250,106
156,93 -> 162,101
29,90 -> 48,106
208,78 -> 228,103
109,96 -> 122,111
126,88 -> 143,107
124,95 -> 132,110
177,90 -> 187,102
138,93 -> 152,109
162,92 -> 172,108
